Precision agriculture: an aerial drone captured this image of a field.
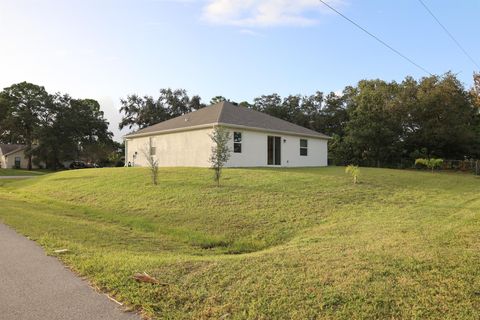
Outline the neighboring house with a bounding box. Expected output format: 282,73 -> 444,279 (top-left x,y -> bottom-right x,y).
124,101 -> 330,168
0,144 -> 39,169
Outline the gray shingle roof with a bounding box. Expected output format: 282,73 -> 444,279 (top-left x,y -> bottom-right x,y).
125,101 -> 330,139
0,144 -> 26,156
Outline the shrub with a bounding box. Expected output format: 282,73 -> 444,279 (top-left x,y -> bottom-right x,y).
414,158 -> 428,169
415,158 -> 443,172
345,165 -> 360,184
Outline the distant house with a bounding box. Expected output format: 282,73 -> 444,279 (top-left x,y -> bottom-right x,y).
0,144 -> 40,169
124,101 -> 330,168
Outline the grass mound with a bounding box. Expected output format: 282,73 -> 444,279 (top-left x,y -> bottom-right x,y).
0,167 -> 479,319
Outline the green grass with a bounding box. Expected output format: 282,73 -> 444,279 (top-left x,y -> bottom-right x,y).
0,168 -> 50,176
0,167 -> 479,319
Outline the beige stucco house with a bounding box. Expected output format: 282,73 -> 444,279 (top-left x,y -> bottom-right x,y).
0,144 -> 40,169
124,101 -> 330,168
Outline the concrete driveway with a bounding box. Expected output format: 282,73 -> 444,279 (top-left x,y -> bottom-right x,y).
0,224 -> 141,320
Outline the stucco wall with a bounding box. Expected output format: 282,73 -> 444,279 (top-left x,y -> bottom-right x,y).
125,126 -> 328,168
125,128 -> 215,167
226,129 -> 328,167
0,155 -> 5,169
1,149 -> 40,169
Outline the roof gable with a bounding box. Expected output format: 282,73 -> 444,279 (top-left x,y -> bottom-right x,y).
128,103 -> 222,136
125,101 -> 330,139
0,144 -> 26,156
217,102 -> 330,139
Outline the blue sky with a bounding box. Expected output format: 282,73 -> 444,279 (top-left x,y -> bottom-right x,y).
1,0 -> 478,140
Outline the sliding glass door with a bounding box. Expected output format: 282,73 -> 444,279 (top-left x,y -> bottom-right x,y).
267,136 -> 281,165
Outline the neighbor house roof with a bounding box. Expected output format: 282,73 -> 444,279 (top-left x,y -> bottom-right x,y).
125,101 -> 331,139
0,144 -> 27,156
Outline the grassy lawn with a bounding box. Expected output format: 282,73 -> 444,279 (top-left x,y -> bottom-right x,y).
0,168 -> 50,176
0,167 -> 479,319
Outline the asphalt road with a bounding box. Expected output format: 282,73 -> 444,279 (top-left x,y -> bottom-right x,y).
0,223 -> 140,320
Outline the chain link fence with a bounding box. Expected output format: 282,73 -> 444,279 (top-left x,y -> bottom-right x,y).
441,159 -> 480,175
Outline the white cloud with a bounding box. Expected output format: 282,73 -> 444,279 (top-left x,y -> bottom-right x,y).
239,28 -> 264,37
202,0 -> 345,27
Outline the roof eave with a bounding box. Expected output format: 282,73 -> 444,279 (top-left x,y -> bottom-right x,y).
124,122 -> 331,140
123,123 -> 216,139
3,146 -> 27,156
217,123 -> 331,140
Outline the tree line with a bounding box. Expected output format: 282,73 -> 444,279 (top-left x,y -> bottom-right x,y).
0,82 -> 116,169
1,72 -> 478,170
120,72 -> 480,168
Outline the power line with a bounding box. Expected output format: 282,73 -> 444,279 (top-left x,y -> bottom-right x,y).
318,0 -> 432,75
417,0 -> 479,69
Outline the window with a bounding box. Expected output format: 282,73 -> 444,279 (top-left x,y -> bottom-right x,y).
149,137 -> 156,156
300,139 -> 308,156
14,156 -> 21,169
234,132 -> 242,153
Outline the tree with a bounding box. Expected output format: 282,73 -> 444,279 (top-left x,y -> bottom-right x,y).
119,95 -> 169,130
209,126 -> 231,187
119,89 -> 205,131
342,80 -> 403,167
0,82 -> 50,169
142,144 -> 159,185
252,94 -> 283,118
210,96 -> 229,105
238,101 -> 252,108
411,73 -> 477,159
34,94 -> 113,169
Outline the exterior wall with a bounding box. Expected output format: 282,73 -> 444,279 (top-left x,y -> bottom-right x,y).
0,154 -> 5,169
125,128 -> 214,167
1,149 -> 40,169
226,129 -> 328,167
125,127 -> 328,168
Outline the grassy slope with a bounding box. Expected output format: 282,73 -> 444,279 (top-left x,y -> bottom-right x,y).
0,167 -> 479,319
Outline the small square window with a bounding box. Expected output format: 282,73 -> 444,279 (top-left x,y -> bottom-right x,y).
234,132 -> 242,142
150,147 -> 156,156
234,143 -> 242,153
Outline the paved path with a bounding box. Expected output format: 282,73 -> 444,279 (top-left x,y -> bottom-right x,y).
0,175 -> 40,179
0,224 -> 140,320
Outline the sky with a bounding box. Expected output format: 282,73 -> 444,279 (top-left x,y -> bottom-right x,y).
1,0 -> 479,140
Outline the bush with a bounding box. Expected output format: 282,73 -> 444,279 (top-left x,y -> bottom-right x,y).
415,158 -> 443,172
414,158 -> 428,169
345,165 -> 360,184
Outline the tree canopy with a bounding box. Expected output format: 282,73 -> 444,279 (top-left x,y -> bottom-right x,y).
0,82 -> 114,169
119,89 -> 206,130
120,73 -> 479,168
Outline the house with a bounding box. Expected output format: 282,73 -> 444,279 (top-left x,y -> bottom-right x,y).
0,144 -> 40,169
124,101 -> 330,167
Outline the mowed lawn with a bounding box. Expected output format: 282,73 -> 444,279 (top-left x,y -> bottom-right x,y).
0,167 -> 479,319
